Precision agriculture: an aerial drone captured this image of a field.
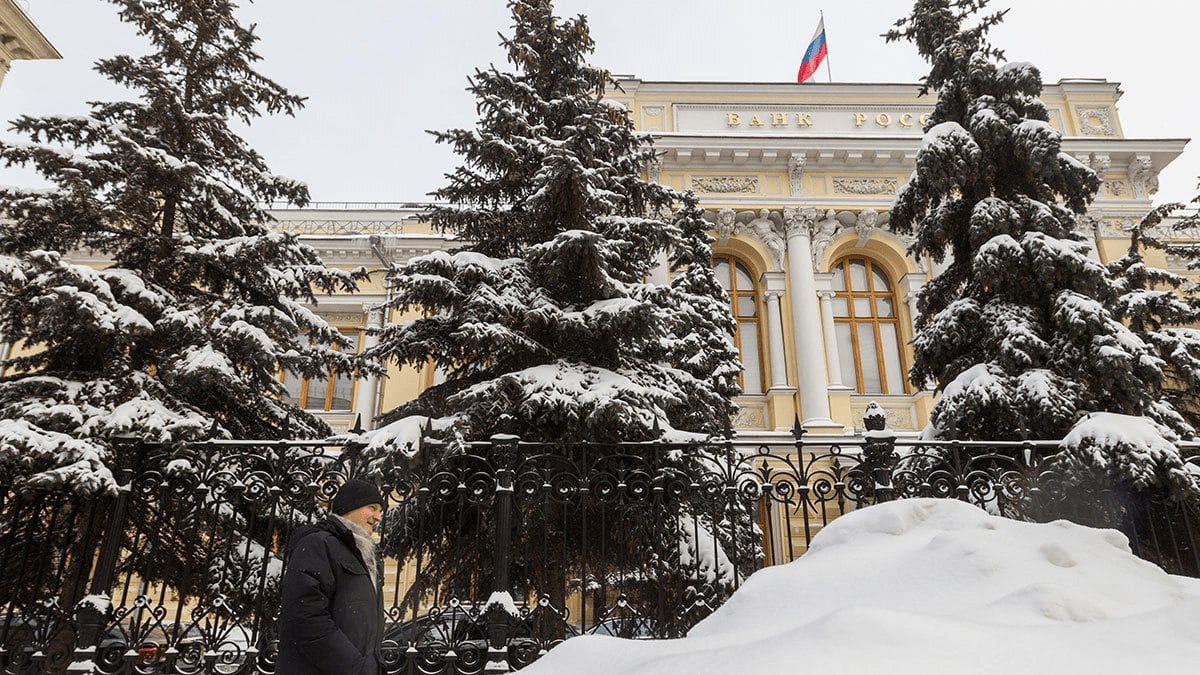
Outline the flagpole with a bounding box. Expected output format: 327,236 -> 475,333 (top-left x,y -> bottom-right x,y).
822,10 -> 833,83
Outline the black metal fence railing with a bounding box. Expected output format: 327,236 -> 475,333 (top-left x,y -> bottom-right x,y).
2,416 -> 1198,674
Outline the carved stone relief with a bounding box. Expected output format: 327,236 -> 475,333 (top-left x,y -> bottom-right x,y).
788,153 -> 806,197
1084,154 -> 1111,174
855,209 -> 879,246
707,208 -> 786,269
810,210 -> 839,265
733,402 -> 769,429
850,403 -> 915,430
1098,217 -> 1137,238
692,176 -> 759,194
323,311 -> 366,326
1104,179 -> 1129,198
832,177 -> 898,196
641,105 -> 665,131
1129,156 -> 1160,199
645,155 -> 663,184
715,207 -> 737,244
1076,107 -> 1114,136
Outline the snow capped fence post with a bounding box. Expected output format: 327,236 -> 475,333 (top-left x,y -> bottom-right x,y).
485,434 -> 520,673
72,436 -> 140,662
861,403 -> 897,503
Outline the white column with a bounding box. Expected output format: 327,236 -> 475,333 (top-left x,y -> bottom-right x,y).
763,289 -> 789,389
817,290 -> 845,388
352,306 -> 384,431
649,251 -> 670,286
783,208 -> 836,427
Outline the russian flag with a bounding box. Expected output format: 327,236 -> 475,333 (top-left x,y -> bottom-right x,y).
796,18 -> 827,83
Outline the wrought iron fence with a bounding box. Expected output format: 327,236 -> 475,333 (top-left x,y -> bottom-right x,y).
2,418 -> 1198,674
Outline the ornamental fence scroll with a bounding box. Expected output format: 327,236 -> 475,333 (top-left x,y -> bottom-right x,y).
1,421 -> 1199,674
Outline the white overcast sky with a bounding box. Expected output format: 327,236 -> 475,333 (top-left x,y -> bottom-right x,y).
4,0 -> 1198,204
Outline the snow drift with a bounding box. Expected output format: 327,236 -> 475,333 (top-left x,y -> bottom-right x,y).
524,498 -> 1200,675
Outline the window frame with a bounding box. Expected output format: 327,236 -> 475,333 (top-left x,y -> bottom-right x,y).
713,254 -> 767,395
281,327 -> 364,412
830,256 -> 908,395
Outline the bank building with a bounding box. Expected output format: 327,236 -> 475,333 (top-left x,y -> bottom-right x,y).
271,75 -> 1189,444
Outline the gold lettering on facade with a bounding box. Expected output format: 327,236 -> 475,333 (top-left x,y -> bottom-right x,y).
718,110 -> 932,130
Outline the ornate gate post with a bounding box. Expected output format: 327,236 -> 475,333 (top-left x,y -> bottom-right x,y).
484,434 -> 520,673
860,403 -> 898,503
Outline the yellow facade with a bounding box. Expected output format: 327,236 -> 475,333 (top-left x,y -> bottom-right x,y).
277,78 -> 1186,444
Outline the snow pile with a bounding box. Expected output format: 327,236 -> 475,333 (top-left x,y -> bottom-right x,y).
524,499 -> 1200,675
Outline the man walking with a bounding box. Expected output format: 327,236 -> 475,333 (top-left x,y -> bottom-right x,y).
278,479 -> 386,675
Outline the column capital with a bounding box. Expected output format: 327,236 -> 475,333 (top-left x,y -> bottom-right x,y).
763,288 -> 785,302
817,289 -> 837,301
783,207 -> 819,239
365,304 -> 386,329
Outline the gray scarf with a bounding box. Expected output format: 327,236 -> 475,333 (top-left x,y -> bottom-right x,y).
335,515 -> 379,591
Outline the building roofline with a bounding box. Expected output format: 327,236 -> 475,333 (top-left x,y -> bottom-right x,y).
0,0 -> 62,60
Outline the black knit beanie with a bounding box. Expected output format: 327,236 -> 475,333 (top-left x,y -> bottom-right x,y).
331,479 -> 384,515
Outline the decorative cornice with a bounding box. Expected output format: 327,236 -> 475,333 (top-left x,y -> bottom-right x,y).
322,311 -> 366,326
274,219 -> 407,235
0,2 -> 61,62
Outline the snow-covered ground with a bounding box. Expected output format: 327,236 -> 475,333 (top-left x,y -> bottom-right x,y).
524,498 -> 1200,674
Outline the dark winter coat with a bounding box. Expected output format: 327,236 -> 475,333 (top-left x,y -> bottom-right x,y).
277,516 -> 384,675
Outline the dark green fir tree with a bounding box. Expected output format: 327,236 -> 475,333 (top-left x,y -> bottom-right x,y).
887,0 -> 1197,497
359,0 -> 750,634
0,0 -> 364,626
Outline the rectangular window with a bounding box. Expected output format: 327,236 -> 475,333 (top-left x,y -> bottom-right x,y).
739,320 -> 762,394
835,322 -> 857,387
879,324 -> 905,395
281,328 -> 362,412
856,323 -> 882,393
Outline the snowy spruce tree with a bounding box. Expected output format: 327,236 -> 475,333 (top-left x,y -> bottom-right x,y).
1108,206 -> 1200,431
887,0 -> 1198,497
359,0 -> 749,625
660,192 -> 742,417
363,1 -> 734,445
0,0 -> 362,614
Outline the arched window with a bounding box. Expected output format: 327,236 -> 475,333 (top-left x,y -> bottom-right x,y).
831,257 -> 907,395
713,255 -> 765,394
